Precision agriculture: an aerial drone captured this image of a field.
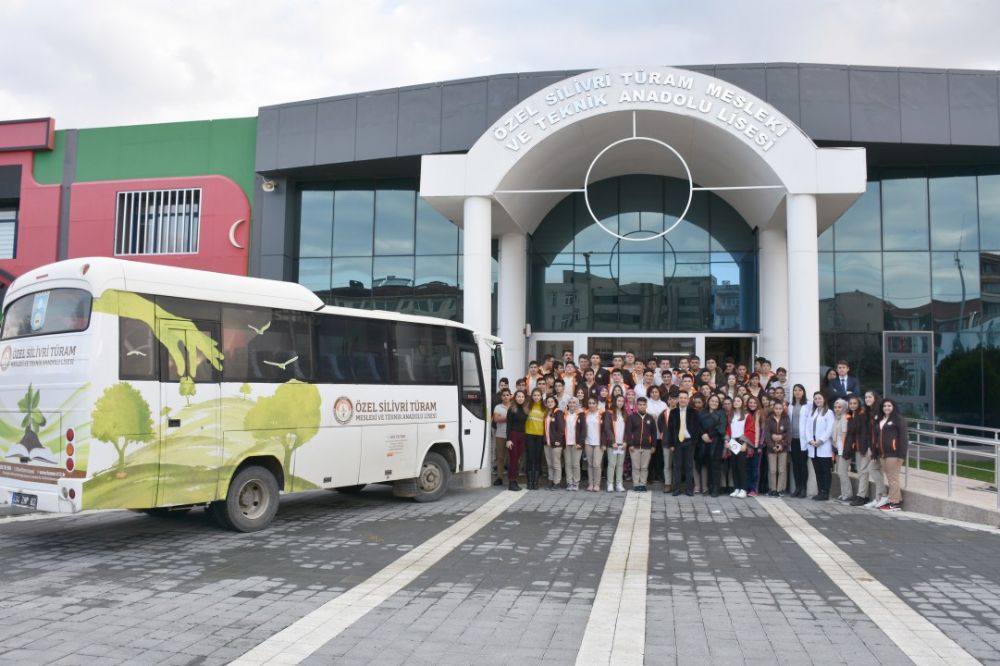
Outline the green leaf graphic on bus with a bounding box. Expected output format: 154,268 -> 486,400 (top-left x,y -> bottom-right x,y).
91,382 -> 154,480
18,384 -> 46,433
244,381 -> 320,471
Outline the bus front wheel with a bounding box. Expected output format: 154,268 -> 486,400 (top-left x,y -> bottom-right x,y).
222,466 -> 280,532
413,452 -> 451,503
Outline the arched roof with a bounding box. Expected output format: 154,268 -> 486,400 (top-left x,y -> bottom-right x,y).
420,65 -> 866,234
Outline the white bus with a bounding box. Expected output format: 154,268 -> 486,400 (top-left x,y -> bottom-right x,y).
0,258 -> 501,531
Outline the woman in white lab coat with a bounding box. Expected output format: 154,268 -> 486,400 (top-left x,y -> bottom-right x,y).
800,391 -> 835,501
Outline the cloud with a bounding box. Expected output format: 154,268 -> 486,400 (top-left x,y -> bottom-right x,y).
1,0 -> 998,128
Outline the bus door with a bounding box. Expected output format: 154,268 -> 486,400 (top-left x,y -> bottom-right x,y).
458,346 -> 487,471
157,319 -> 222,507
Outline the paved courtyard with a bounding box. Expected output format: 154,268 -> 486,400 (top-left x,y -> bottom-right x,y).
1,486 -> 998,665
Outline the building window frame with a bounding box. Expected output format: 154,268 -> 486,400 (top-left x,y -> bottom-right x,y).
0,201 -> 18,259
114,188 -> 201,256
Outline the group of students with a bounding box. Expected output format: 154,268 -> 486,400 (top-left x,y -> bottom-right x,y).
491,353 -> 907,512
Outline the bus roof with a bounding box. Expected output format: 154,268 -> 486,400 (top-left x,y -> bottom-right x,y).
4,258 -> 478,333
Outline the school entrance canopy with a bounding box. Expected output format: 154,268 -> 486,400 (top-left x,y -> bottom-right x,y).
419,65 -> 868,392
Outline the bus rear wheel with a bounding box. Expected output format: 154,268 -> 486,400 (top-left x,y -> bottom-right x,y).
413,452 -> 451,503
222,466 -> 280,532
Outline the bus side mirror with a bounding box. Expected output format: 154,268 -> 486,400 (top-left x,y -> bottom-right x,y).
493,345 -> 504,370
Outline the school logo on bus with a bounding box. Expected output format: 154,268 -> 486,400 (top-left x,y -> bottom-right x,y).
333,396 -> 354,425
0,346 -> 10,372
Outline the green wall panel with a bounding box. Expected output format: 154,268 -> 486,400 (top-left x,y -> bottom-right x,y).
31,129 -> 67,184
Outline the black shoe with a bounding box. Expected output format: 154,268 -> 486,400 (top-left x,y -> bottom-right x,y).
685,491 -> 694,497
672,490 -> 682,496
710,491 -> 718,498
494,478 -> 504,486
509,480 -> 521,491
812,494 -> 828,501
850,496 -> 868,507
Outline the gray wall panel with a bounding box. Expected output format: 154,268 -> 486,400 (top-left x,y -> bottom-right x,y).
259,254 -> 293,281
356,91 -> 399,161
397,85 -> 442,156
487,76 -> 519,129
900,70 -> 950,144
850,68 -> 901,143
799,65 -> 851,140
255,107 -> 280,171
518,73 -> 569,101
442,81 -> 488,152
715,65 -> 767,100
765,65 -> 800,124
315,98 -> 358,164
277,104 -> 317,169
949,72 -> 1000,146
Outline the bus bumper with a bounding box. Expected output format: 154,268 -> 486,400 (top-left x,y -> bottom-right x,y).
1,477 -> 83,514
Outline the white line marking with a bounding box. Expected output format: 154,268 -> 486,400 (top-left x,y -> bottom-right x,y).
757,499 -> 981,666
0,509 -> 119,524
229,491 -> 524,665
575,491 -> 651,666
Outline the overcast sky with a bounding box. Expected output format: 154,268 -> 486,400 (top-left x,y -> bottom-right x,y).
3,0 -> 999,129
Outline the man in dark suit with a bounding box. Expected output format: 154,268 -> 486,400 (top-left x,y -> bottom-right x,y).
829,360 -> 860,400
666,390 -> 704,496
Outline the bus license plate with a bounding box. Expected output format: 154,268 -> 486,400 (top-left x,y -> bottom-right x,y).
11,492 -> 37,510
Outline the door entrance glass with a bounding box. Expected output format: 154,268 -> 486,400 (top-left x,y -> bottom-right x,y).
883,332 -> 933,420
587,337 -> 695,366
705,337 -> 756,373
535,339 -> 576,365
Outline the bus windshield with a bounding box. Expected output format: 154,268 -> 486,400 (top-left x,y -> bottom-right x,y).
1,288 -> 93,340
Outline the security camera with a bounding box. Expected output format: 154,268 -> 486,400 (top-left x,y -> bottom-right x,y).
261,179 -> 276,193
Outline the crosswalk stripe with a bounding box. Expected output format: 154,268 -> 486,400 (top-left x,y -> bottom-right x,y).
575,491 -> 652,666
229,490 -> 524,665
757,498 -> 981,666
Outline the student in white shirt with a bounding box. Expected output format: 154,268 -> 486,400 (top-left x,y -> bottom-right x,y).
584,397 -> 605,492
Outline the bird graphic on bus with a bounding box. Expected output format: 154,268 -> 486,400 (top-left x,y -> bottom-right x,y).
263,355 -> 299,370
126,349 -> 147,357
247,321 -> 271,336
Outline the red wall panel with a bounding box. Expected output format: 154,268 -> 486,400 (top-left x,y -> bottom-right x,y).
67,175 -> 250,276
0,151 -> 62,285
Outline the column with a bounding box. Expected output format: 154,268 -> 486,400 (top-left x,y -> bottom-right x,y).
462,197 -> 493,337
498,232 -> 527,383
462,197 -> 494,490
758,225 -> 789,371
786,193 -> 820,394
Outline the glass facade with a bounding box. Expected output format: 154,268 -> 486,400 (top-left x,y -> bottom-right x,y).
292,169 -> 1000,428
296,179 -> 498,329
819,168 -> 1000,427
529,175 -> 758,332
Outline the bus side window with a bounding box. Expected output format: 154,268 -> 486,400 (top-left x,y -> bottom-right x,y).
120,318 -> 157,380
392,323 -> 453,385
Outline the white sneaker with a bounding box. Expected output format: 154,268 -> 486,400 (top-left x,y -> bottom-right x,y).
864,498 -> 877,508
729,489 -> 739,497
607,484 -> 614,492
737,490 -> 747,499
616,484 -> 625,492
874,497 -> 890,508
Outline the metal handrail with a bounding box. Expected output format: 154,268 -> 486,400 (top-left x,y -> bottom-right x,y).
905,419 -> 1000,510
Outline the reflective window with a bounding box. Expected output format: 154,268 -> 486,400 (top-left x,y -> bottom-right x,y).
930,176 -> 978,251
529,175 -> 758,332
299,190 -> 334,257
883,252 -> 931,330
980,175 -> 1000,251
415,198 -> 458,255
834,181 -> 880,251
332,189 -> 374,256
374,186 -> 415,255
881,176 -> 928,251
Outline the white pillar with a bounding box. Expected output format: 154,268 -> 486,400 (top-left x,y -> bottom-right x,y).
461,197 -> 493,490
758,225 -> 789,372
462,197 -> 493,336
498,232 -> 527,384
786,193 -> 820,395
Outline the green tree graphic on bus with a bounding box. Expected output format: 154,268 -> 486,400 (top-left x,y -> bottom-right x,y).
244,381 -> 320,472
19,384 -> 46,433
91,383 -> 154,480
